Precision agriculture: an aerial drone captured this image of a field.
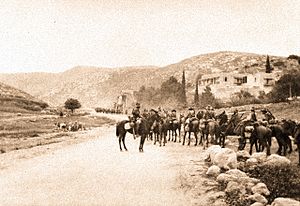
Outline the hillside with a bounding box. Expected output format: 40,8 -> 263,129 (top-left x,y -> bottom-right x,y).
0,51 -> 299,108
0,82 -> 48,112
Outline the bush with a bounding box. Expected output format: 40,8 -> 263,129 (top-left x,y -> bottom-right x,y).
243,164 -> 300,202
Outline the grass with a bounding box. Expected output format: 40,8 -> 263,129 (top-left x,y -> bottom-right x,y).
0,111 -> 114,153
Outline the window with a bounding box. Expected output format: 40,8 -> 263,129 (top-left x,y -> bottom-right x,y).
224,77 -> 227,82
242,76 -> 247,83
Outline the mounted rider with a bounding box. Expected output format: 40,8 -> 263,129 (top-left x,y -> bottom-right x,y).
169,109 -> 177,122
204,105 -> 215,121
184,108 -> 198,130
238,107 -> 258,150
132,102 -> 142,137
261,108 -> 276,125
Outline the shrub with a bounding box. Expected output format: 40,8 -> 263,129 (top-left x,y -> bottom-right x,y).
243,164 -> 300,202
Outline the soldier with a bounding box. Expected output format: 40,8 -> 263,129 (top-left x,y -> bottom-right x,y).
230,109 -> 240,125
261,108 -> 275,124
132,102 -> 142,138
142,109 -> 149,119
204,105 -> 215,120
248,107 -> 257,123
185,108 -> 197,127
170,109 -> 177,122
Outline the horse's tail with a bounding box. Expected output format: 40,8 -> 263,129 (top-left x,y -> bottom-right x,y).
116,122 -> 121,137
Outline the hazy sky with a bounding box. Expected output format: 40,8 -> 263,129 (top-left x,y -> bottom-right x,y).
0,0 -> 300,73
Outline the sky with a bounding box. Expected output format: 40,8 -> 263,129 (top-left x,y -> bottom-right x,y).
0,0 -> 300,73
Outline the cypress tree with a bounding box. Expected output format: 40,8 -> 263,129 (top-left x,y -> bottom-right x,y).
181,70 -> 187,104
194,78 -> 199,106
265,55 -> 272,73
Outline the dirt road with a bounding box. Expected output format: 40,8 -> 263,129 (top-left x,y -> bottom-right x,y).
0,115 -> 216,206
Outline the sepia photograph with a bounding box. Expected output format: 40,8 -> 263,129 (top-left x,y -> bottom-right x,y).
0,0 -> 300,205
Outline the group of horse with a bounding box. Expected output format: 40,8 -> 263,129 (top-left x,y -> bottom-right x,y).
55,121 -> 85,132
116,110 -> 300,165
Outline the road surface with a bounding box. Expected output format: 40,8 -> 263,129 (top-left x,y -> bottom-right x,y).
0,120 -> 215,206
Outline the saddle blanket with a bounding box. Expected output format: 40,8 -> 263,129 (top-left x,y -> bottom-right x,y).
125,123 -> 132,130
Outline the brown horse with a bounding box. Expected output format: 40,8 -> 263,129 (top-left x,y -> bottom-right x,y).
182,118 -> 200,146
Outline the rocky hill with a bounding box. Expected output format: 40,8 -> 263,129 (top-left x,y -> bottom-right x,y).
0,51 -> 299,108
0,82 -> 48,112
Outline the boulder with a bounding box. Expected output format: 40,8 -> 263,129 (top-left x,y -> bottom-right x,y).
251,203 -> 265,206
263,154 -> 291,166
252,183 -> 270,196
217,173 -> 235,184
247,193 -> 268,205
217,169 -> 259,185
213,148 -> 237,170
212,199 -> 227,206
251,152 -> 267,163
206,165 -> 221,177
225,181 -> 246,194
246,157 -> 259,167
209,191 -> 226,201
225,169 -> 248,178
271,197 -> 300,206
237,150 -> 251,161
206,145 -> 222,161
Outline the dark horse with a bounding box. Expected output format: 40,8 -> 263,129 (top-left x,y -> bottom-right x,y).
249,123 -> 271,155
182,118 -> 200,146
116,118 -> 150,152
167,118 -> 181,142
201,111 -> 228,148
293,123 -> 300,165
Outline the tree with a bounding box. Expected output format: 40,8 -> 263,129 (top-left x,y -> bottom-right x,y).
64,98 -> 81,113
269,71 -> 300,102
265,55 -> 273,73
194,78 -> 199,106
180,70 -> 187,104
200,86 -> 216,107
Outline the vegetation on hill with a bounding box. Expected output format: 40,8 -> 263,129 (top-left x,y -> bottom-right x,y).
0,82 -> 48,112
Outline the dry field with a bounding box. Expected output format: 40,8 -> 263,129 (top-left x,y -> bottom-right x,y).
0,110 -> 115,154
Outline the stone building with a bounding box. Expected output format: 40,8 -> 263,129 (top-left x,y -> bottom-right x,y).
198,71 -> 282,101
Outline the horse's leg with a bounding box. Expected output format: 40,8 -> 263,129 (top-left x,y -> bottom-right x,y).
139,134 -> 146,152
178,127 -> 181,143
187,132 -> 191,146
288,137 -> 293,153
119,135 -> 123,151
182,132 -> 186,145
194,131 -> 198,146
298,144 -> 300,166
122,134 -> 128,151
163,132 -> 166,146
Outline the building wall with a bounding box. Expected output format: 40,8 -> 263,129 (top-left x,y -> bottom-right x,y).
198,71 -> 281,101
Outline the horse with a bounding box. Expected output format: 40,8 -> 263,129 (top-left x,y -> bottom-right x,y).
292,123 -> 300,165
182,118 -> 200,146
167,118 -> 181,142
158,117 -> 169,146
116,118 -> 150,152
201,111 -> 228,149
249,123 -> 271,155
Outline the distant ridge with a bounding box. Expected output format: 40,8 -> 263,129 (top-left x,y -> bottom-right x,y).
0,51 -> 299,108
